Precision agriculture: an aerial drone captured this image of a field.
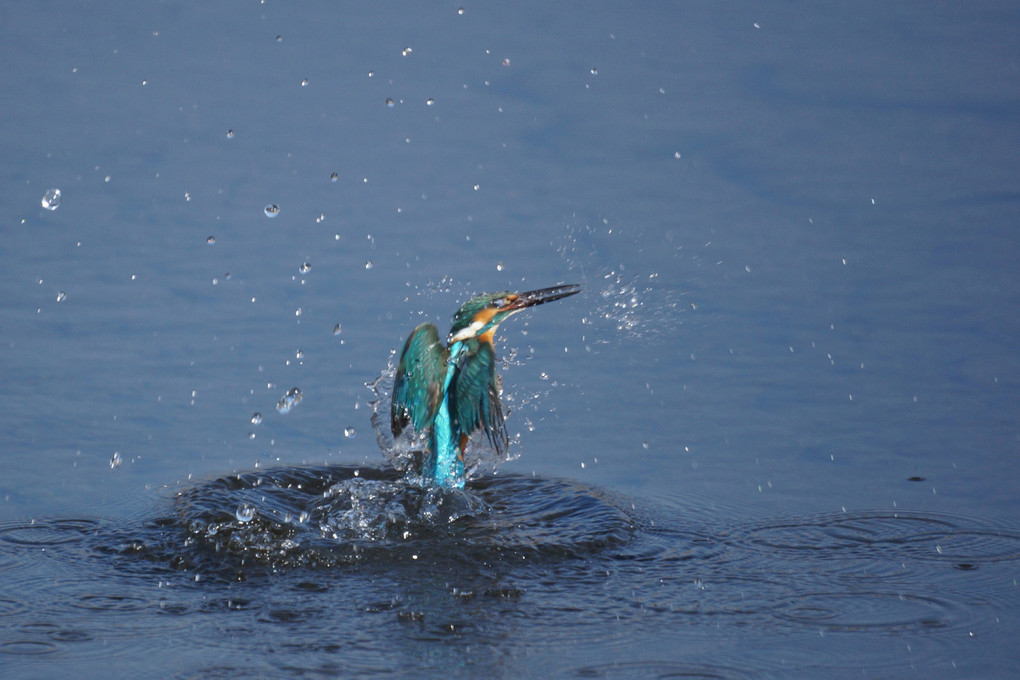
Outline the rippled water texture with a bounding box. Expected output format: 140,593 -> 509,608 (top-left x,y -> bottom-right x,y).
1,468 -> 1017,677
4,0 -> 1020,677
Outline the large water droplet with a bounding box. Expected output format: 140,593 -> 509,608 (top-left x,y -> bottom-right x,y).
41,188 -> 61,210
250,412 -> 263,425
276,387 -> 303,414
264,204 -> 280,218
344,427 -> 356,438
332,323 -> 342,336
110,451 -> 122,469
55,291 -> 67,302
299,262 -> 311,274
235,503 -> 256,523
385,98 -> 395,108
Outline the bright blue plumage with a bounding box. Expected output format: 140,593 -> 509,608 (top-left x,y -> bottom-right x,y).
390,284 -> 580,488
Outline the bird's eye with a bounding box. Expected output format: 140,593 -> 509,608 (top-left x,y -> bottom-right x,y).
491,298 -> 505,308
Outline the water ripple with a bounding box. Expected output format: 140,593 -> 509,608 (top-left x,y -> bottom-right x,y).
149,464 -> 635,576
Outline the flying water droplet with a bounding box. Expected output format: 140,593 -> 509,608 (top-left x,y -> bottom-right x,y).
41,188 -> 62,210
344,427 -> 356,438
426,97 -> 435,106
295,349 -> 304,360
299,262 -> 311,274
332,323 -> 342,335
385,98 -> 395,108
110,451 -> 122,469
206,235 -> 216,244
365,260 -> 374,270
276,387 -> 303,414
55,291 -> 67,302
264,204 -> 280,218
301,78 -> 309,86
457,7 -> 465,15
226,130 -> 235,139
235,503 -> 256,523
330,172 -> 339,182
401,46 -> 413,56
250,412 -> 263,425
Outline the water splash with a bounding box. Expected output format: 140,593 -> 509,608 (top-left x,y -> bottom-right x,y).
557,219 -> 691,345
164,465 -> 632,574
367,366 -> 520,483
275,387 -> 302,414
41,188 -> 61,211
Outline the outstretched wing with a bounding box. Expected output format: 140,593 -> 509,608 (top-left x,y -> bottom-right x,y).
391,323 -> 448,437
450,340 -> 509,453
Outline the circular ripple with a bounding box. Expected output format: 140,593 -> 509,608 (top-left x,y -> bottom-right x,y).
0,639 -> 58,656
774,590 -> 953,633
73,594 -> 149,612
743,510 -> 1020,564
0,518 -> 103,547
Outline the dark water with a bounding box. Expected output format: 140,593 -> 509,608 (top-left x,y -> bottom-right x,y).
3,1 -> 1019,678
2,467 -> 1019,678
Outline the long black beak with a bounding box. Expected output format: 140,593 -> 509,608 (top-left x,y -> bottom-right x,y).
507,283 -> 581,310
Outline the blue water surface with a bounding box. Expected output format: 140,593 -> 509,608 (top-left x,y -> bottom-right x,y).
2,2 -> 1019,678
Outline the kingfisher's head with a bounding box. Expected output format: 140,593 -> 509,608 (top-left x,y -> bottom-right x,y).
448,284 -> 580,344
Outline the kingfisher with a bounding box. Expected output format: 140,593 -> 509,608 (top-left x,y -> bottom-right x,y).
391,283 -> 581,488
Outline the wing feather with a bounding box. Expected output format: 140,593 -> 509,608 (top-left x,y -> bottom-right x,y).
391,323 -> 448,437
450,341 -> 509,453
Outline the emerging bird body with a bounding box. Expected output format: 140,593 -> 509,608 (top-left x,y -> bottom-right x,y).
391,284 -> 580,488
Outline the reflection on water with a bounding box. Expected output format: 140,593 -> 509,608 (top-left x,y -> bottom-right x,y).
1,475 -> 1017,677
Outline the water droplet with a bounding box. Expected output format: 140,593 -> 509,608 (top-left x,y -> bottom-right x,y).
590,67 -> 598,75
457,7 -> 465,15
539,372 -> 549,380
41,188 -> 61,210
276,387 -> 303,414
301,78 -> 309,86
364,260 -> 374,270
344,427 -> 356,438
401,46 -> 413,56
264,204 -> 280,218
330,172 -> 339,182
426,98 -> 435,106
295,349 -> 304,360
642,441 -> 650,450
502,58 -> 511,67
276,35 -> 283,42
235,503 -> 256,523
206,235 -> 216,244
250,412 -> 263,425
298,511 -> 309,523
299,262 -> 311,274
110,451 -> 123,469
496,262 -> 504,272
385,98 -> 395,108
332,323 -> 342,335
55,290 -> 67,302
226,130 -> 234,139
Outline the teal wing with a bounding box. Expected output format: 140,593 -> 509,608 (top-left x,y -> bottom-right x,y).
450,340 -> 509,453
391,323 -> 448,437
